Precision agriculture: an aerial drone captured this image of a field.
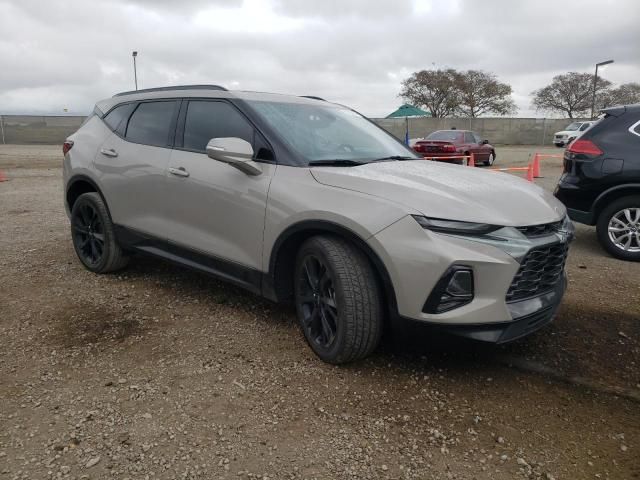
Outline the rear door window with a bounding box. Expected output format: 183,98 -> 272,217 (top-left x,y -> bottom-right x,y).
125,101 -> 178,147
182,100 -> 254,152
103,103 -> 136,133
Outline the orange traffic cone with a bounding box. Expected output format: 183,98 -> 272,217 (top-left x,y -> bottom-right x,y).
468,153 -> 475,167
0,171 -> 7,182
532,153 -> 541,178
526,163 -> 534,182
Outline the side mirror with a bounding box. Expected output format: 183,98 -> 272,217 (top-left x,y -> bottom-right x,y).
482,139 -> 489,145
206,137 -> 262,176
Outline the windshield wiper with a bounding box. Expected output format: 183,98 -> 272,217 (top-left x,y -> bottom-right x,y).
308,159 -> 365,167
372,155 -> 416,162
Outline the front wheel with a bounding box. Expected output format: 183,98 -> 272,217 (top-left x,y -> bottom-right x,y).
596,196 -> 640,261
294,236 -> 383,364
484,152 -> 495,166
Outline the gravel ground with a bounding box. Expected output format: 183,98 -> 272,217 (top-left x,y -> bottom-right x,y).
0,145 -> 639,480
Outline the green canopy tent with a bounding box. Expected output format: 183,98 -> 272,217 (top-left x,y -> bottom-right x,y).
386,104 -> 431,145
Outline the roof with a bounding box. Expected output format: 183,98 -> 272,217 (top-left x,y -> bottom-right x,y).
96,85 -> 332,114
386,104 -> 431,118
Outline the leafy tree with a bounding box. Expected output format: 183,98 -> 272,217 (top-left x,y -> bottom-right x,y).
400,69 -> 516,117
399,69 -> 459,118
453,70 -> 517,117
602,82 -> 640,108
531,72 -> 611,118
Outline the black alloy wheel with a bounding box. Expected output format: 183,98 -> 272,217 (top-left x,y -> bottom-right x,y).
72,202 -> 105,267
297,254 -> 338,349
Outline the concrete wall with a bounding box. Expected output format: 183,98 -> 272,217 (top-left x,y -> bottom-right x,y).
0,114 -> 586,146
0,115 -> 86,144
372,117 -> 590,145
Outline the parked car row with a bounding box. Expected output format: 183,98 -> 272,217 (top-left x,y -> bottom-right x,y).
62,85 -> 638,364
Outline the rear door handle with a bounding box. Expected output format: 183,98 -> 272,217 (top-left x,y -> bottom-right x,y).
168,166 -> 190,178
100,148 -> 118,158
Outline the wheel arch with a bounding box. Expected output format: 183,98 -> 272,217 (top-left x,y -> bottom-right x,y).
266,220 -> 398,317
66,175 -> 111,218
592,184 -> 640,220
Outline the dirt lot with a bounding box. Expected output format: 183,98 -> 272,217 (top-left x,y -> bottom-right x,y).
1,145 -> 639,480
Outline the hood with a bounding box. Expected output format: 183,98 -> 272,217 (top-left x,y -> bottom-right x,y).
310,160 -> 566,226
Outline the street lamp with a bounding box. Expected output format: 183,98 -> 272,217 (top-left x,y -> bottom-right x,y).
591,59 -> 613,119
132,51 -> 138,91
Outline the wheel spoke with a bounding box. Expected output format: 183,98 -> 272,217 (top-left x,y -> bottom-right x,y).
624,209 -> 634,224
92,232 -> 105,243
608,225 -> 626,233
319,310 -> 335,345
303,259 -> 319,290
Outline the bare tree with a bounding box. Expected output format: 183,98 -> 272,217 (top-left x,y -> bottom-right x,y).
453,70 -> 516,117
601,82 -> 640,108
531,72 -> 611,118
399,69 -> 458,118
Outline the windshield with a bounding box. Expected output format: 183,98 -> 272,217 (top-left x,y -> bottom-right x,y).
246,100 -> 418,164
426,130 -> 463,142
564,122 -> 581,131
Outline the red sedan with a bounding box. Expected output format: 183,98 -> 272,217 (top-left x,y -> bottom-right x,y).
412,130 -> 496,166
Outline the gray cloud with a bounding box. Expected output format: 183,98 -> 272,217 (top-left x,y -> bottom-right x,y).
1,0 -> 638,117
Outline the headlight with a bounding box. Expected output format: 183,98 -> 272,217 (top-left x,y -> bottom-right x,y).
412,215 -> 501,236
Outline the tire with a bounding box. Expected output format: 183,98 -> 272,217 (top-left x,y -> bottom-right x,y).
484,152 -> 495,166
555,144 -> 564,148
294,235 -> 383,364
70,192 -> 129,273
596,195 -> 640,262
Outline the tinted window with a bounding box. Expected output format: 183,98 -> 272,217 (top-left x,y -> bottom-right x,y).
103,103 -> 135,132
183,101 -> 254,152
125,101 -> 177,147
426,130 -> 463,142
464,132 -> 475,143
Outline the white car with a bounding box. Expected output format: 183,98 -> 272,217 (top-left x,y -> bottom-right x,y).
553,121 -> 595,147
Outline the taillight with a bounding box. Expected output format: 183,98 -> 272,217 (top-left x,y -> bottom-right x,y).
442,144 -> 456,153
62,140 -> 74,156
567,139 -> 602,156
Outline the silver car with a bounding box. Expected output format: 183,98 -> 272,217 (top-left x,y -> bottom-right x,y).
63,85 -> 573,364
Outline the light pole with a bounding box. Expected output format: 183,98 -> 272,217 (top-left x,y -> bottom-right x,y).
591,59 -> 613,119
132,51 -> 138,91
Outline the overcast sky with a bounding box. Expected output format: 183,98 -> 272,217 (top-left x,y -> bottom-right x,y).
1,0 -> 638,117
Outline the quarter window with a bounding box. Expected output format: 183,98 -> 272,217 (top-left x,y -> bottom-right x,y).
125,101 -> 178,147
103,103 -> 135,132
183,101 -> 254,152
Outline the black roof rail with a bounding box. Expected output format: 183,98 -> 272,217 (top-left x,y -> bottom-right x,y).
300,95 -> 326,101
114,84 -> 228,97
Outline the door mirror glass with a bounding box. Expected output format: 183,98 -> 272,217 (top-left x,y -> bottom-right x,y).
206,137 -> 262,176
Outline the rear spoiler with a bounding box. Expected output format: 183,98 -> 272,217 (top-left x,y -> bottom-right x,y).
600,105 -> 627,117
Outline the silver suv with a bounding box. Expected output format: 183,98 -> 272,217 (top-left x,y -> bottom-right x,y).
63,85 -> 573,364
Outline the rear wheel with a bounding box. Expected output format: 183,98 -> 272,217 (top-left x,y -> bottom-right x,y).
294,236 -> 383,364
596,196 -> 640,262
70,192 -> 129,273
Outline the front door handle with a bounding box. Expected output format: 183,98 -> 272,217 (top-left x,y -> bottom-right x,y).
169,166 -> 190,178
100,148 -> 118,158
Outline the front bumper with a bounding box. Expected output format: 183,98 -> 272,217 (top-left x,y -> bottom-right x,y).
438,274 -> 565,343
368,215 -> 571,342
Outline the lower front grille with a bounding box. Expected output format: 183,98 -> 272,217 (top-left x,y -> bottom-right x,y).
506,242 -> 569,302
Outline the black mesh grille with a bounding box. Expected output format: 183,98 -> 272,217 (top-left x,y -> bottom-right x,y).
516,221 -> 562,238
506,242 -> 569,302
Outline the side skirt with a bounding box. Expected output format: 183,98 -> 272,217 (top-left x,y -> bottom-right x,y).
113,225 -> 263,295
